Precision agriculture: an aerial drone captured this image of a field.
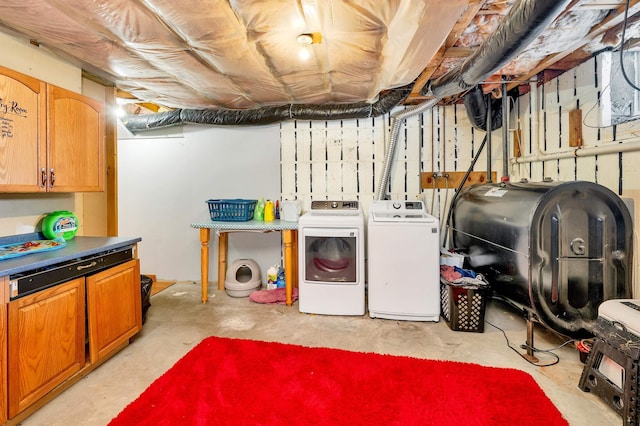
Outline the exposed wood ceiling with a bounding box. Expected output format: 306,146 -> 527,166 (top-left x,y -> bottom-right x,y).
1,0 -> 639,115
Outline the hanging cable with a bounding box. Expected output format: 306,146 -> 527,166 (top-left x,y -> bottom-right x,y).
430,174 -> 437,216
620,0 -> 640,92
440,174 -> 450,245
443,134 -> 488,248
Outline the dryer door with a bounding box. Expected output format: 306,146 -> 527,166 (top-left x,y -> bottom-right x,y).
301,227 -> 359,284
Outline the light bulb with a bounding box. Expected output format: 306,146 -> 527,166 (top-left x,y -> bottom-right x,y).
299,47 -> 311,60
296,34 -> 313,46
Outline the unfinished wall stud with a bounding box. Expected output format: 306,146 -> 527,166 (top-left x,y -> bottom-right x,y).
513,129 -> 522,158
569,109 -> 583,148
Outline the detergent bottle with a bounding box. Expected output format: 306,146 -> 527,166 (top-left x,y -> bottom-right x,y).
42,210 -> 79,240
264,200 -> 275,221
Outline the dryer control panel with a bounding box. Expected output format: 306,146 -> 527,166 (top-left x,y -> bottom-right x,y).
310,200 -> 359,211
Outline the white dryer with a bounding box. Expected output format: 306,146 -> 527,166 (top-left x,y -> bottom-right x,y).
367,200 -> 440,321
298,200 -> 365,315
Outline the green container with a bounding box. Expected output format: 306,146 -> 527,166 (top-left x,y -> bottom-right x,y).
42,210 -> 79,241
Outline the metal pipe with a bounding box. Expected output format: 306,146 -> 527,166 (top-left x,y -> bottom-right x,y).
502,79 -> 509,178
375,99 -> 439,200
486,95 -> 492,183
525,314 -> 540,363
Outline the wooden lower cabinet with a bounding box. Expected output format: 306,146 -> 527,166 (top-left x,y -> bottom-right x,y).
2,257 -> 142,422
0,297 -> 6,426
7,278 -> 85,418
86,259 -> 141,364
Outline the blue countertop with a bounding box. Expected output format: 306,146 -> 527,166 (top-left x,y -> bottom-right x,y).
0,233 -> 141,276
191,218 -> 298,230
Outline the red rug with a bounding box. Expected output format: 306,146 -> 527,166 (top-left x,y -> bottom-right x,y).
109,336 -> 568,426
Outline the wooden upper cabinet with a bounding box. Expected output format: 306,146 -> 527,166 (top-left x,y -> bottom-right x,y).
0,65 -> 47,191
0,65 -> 104,192
46,85 -> 104,192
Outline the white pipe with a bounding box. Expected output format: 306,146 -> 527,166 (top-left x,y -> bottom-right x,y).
513,139 -> 640,163
511,79 -> 640,164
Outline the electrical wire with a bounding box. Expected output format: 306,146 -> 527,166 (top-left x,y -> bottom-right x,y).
443,134 -> 488,246
581,76 -> 614,129
430,174 -> 436,217
620,0 -> 640,92
485,319 -> 577,367
439,175 -> 450,245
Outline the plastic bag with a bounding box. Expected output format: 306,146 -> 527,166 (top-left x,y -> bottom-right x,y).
276,266 -> 286,288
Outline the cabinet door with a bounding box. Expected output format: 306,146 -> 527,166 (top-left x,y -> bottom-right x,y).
7,278 -> 85,418
86,259 -> 141,364
47,84 -> 104,192
0,65 -> 47,191
0,277 -> 7,424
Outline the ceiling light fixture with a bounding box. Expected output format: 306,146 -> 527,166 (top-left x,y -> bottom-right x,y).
296,34 -> 313,46
296,32 -> 322,46
296,32 -> 322,61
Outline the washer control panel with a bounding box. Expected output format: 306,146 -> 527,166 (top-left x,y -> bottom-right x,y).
369,200 -> 434,223
391,201 -> 423,210
373,200 -> 424,212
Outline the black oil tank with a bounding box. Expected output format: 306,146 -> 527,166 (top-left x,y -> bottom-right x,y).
451,180 -> 632,338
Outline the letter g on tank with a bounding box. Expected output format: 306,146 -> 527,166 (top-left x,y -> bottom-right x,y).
570,237 -> 585,256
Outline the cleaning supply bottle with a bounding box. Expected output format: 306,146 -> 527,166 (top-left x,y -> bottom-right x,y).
42,210 -> 79,240
254,198 -> 265,221
264,200 -> 275,221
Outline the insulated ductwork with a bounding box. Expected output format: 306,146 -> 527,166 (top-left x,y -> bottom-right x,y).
122,86 -> 412,132
376,0 -> 570,199
423,0 -> 572,98
463,85 -> 504,131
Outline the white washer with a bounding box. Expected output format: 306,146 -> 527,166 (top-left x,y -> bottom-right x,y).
367,200 -> 440,321
298,201 -> 365,315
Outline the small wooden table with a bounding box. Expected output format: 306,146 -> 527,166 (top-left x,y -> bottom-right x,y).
191,219 -> 299,306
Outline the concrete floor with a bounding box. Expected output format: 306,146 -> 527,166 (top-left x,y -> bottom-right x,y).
20,281 -> 620,426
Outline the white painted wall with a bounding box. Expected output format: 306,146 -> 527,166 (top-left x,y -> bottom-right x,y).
117,124 -> 281,283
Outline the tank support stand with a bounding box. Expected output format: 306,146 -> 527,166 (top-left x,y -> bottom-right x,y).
524,312 -> 539,363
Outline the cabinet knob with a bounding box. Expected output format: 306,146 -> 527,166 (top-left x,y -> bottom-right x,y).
40,168 -> 47,188
49,168 -> 56,188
